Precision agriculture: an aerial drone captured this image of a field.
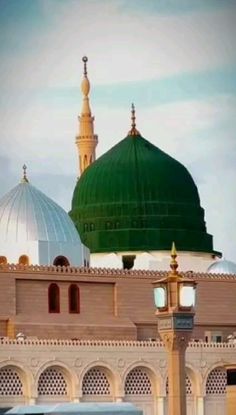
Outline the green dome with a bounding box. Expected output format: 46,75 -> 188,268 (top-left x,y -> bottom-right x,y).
70,133 -> 215,254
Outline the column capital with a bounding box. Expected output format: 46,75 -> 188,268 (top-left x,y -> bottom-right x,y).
160,330 -> 191,352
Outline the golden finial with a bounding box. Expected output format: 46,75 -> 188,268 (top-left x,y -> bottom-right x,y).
81,56 -> 90,97
21,164 -> 29,183
82,56 -> 88,77
170,241 -> 178,274
128,103 -> 140,136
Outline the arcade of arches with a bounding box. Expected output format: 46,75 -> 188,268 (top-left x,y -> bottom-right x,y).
0,363 -> 227,415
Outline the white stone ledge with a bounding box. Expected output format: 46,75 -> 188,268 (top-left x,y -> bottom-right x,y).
0,338 -> 236,349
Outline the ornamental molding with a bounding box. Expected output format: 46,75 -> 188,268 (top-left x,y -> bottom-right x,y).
0,263 -> 235,281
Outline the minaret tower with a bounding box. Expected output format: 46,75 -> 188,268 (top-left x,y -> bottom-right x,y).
76,56 -> 98,176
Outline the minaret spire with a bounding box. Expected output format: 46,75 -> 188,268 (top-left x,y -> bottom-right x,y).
21,164 -> 29,183
75,56 -> 98,177
128,103 -> 140,136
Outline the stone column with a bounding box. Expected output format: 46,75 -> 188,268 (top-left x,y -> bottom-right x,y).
161,332 -> 190,415
156,396 -> 165,415
196,396 -> 204,415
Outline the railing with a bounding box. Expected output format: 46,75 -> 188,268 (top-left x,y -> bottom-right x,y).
0,337 -> 236,348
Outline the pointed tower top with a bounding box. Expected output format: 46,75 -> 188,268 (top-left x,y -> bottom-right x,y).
170,241 -> 178,274
82,56 -> 88,76
81,56 -> 90,97
128,103 -> 140,136
21,164 -> 29,183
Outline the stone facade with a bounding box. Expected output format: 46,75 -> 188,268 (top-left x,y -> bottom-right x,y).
0,264 -> 236,415
0,338 -> 234,415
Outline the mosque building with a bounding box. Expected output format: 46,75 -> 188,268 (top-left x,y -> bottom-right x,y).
0,57 -> 235,415
70,57 -> 222,272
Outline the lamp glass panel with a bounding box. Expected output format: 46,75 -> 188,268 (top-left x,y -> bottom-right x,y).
179,285 -> 195,307
154,287 -> 166,308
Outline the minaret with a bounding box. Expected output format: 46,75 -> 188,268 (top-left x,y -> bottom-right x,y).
76,56 -> 98,177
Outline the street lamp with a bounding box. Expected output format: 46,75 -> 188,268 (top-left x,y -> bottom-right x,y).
153,242 -> 197,415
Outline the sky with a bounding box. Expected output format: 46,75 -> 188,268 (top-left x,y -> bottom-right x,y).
0,0 -> 236,261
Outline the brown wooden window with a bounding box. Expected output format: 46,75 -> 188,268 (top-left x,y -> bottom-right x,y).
69,284 -> 80,314
48,283 -> 60,313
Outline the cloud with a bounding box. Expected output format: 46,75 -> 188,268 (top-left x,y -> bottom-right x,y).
1,0 -> 236,89
0,0 -> 235,262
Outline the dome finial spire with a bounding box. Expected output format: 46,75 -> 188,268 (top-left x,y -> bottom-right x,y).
21,164 -> 29,183
82,56 -> 88,77
170,241 -> 178,274
81,56 -> 90,96
128,103 -> 140,136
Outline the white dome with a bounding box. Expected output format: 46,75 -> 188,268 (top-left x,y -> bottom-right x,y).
207,259 -> 236,275
0,178 -> 89,266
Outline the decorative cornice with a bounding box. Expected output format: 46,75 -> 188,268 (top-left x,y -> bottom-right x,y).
0,263 -> 235,281
0,338 -> 235,349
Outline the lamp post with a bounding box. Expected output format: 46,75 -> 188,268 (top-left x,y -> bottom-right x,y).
153,243 -> 197,415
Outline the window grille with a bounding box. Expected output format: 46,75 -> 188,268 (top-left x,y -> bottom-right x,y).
125,368 -> 152,395
206,368 -> 227,395
38,368 -> 68,395
82,368 -> 111,395
0,368 -> 23,396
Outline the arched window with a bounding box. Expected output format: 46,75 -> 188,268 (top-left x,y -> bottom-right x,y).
53,256 -> 70,267
69,284 -> 80,313
18,255 -> 29,265
48,284 -> 60,313
0,256 -> 7,265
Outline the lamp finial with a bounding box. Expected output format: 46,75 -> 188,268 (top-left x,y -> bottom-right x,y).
170,241 -> 178,274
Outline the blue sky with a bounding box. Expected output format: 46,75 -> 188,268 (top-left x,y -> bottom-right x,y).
0,0 -> 236,261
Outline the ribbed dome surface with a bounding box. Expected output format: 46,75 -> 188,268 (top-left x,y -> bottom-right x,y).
207,260 -> 236,275
71,134 -> 215,254
0,181 -> 81,243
